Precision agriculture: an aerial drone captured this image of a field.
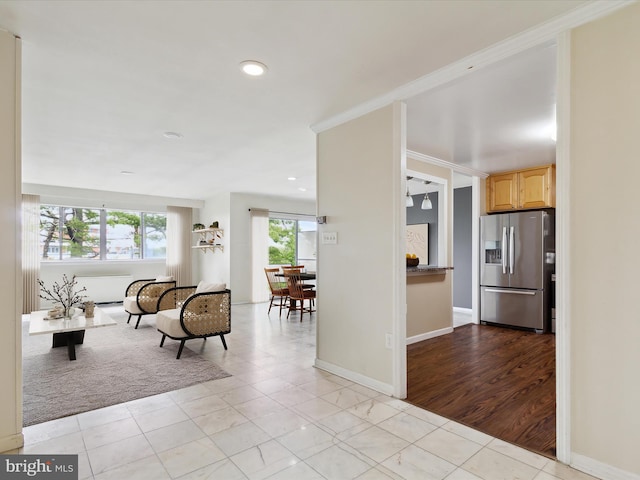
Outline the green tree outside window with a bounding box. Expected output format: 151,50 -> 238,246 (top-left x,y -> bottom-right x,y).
269,219 -> 296,265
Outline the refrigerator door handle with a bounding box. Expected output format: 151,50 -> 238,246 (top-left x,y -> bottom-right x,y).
502,227 -> 507,274
484,288 -> 537,295
509,226 -> 515,275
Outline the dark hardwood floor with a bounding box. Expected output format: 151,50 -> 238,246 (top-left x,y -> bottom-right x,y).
406,323 -> 556,458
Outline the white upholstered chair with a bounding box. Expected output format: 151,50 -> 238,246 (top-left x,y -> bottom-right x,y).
156,281 -> 231,359
123,275 -> 176,329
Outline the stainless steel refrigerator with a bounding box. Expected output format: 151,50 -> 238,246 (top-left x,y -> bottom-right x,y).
480,210 -> 555,333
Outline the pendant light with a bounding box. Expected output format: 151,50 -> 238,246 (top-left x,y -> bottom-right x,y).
406,176 -> 414,207
421,181 -> 433,210
406,191 -> 414,207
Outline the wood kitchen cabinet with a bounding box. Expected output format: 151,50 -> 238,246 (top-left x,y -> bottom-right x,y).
486,164 -> 555,212
487,171 -> 518,212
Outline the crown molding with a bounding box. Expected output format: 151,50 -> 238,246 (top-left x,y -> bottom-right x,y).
311,0 -> 633,134
407,150 -> 489,178
22,183 -> 205,210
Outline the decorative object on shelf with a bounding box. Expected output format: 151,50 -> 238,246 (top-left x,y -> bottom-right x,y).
192,227 -> 224,253
406,254 -> 420,267
209,221 -> 219,228
38,274 -> 87,318
192,223 -> 205,231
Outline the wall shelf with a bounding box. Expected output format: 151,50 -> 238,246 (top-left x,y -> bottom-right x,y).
192,228 -> 224,253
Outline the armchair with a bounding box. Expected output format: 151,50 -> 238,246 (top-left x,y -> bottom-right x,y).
156,283 -> 231,359
123,276 -> 176,329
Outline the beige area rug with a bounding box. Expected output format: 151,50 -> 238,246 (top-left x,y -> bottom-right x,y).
22,305 -> 231,426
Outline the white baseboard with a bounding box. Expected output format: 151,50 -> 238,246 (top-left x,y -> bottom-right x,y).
453,307 -> 472,316
406,327 -> 453,345
314,359 -> 394,396
571,453 -> 640,480
0,433 -> 24,453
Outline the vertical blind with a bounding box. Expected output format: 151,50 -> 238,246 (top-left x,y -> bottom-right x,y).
22,194 -> 40,313
250,208 -> 270,303
166,206 -> 193,287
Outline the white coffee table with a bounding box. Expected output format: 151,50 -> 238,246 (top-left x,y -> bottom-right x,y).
29,307 -> 117,360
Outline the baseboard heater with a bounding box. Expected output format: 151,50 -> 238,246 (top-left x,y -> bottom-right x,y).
73,275 -> 133,304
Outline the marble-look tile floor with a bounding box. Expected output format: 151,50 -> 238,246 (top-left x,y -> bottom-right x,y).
14,303 -> 599,480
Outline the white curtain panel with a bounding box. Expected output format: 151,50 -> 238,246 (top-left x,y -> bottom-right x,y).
166,206 -> 193,287
250,208 -> 270,303
22,194 -> 40,314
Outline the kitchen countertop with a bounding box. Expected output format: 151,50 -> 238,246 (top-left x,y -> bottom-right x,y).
406,265 -> 454,276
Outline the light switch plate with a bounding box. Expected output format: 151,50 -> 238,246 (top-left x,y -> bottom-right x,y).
322,232 -> 337,244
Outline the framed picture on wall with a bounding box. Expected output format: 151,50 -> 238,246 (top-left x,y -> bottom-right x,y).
406,223 -> 428,263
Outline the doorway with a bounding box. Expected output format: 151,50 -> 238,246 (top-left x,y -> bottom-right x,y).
401,41 -> 560,457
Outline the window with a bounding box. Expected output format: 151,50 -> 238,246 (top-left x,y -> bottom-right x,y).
40,205 -> 166,261
268,216 -> 316,271
142,212 -> 168,259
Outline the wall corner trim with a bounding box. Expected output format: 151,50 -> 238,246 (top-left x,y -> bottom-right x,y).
406,327 -> 454,345
314,359 -> 394,397
571,452 -> 640,480
0,433 -> 24,453
407,150 -> 489,178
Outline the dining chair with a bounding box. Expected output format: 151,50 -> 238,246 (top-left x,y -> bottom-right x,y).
264,267 -> 289,316
286,272 -> 316,321
282,265 -> 315,290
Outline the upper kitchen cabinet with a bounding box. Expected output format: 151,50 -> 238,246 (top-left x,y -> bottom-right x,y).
517,165 -> 555,210
487,171 -> 518,212
486,164 -> 555,212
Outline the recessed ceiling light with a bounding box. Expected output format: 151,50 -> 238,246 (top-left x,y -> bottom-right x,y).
298,187 -> 307,192
120,170 -> 135,175
163,131 -> 183,139
240,60 -> 268,76
287,177 -> 297,181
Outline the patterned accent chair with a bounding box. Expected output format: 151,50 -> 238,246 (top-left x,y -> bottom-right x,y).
156,282 -> 231,359
123,276 -> 176,329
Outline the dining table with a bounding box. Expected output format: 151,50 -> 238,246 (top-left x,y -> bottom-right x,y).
277,272 -> 316,281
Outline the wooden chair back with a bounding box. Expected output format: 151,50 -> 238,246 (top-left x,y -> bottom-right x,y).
265,267 -> 288,294
282,265 -> 304,273
286,273 -> 306,300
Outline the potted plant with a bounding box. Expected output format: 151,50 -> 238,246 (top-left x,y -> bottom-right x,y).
38,274 -> 87,318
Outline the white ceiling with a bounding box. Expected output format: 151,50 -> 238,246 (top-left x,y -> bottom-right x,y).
0,0 -> 588,202
406,41 -> 558,174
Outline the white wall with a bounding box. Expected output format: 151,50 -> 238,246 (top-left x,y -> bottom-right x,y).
39,261 -> 164,307
227,193 -> 315,304
316,103 -> 405,394
197,192 -> 231,288
0,29 -> 22,452
569,4 -> 640,476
